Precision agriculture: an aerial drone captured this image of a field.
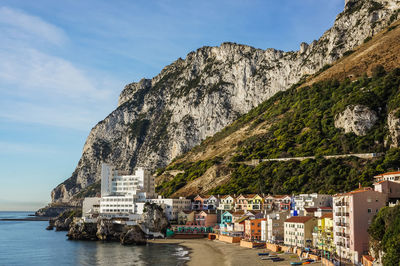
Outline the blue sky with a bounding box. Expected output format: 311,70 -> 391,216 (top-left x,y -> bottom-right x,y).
0,0 -> 344,211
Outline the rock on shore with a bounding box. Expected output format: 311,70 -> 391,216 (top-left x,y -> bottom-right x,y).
67,219 -> 146,245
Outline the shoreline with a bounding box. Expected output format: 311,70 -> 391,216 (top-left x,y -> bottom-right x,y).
0,217 -> 50,221
149,238 -> 301,266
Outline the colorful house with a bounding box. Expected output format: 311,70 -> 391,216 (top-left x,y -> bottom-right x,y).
247,194 -> 263,211
194,210 -> 217,227
235,194 -> 249,211
217,195 -> 235,211
206,195 -> 220,210
219,211 -> 233,230
244,218 -> 266,241
314,213 -> 334,256
264,195 -> 277,212
275,195 -> 291,211
192,195 -> 206,210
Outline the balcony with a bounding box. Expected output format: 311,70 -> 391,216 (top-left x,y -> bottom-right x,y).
335,222 -> 348,227
335,202 -> 349,207
336,212 -> 349,217
336,232 -> 349,237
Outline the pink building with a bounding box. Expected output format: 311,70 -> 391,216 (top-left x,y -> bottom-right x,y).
194,210 -> 217,227
263,195 -> 291,212
374,171 -> 400,203
275,195 -> 291,211
333,187 -> 387,264
235,194 -> 253,211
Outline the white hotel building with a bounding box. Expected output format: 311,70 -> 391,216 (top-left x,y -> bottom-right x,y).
99,163 -> 157,220
90,163 -> 190,221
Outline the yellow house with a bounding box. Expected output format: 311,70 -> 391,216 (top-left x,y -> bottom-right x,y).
247,194 -> 264,211
315,213 -> 334,255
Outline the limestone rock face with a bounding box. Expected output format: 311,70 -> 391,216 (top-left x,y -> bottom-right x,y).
387,110 -> 400,148
140,202 -> 169,233
51,0 -> 400,202
334,105 -> 378,136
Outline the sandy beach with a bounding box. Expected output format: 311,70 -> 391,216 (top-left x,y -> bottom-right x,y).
149,238 -> 302,266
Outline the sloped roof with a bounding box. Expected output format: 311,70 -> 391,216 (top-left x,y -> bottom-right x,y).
321,213 -> 333,219
335,187 -> 374,196
232,210 -> 245,216
304,208 -> 318,212
236,216 -> 250,223
374,171 -> 400,178
285,216 -> 314,223
318,207 -> 332,210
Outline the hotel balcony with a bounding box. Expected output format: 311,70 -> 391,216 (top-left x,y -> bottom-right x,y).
335,212 -> 349,217
335,202 -> 349,207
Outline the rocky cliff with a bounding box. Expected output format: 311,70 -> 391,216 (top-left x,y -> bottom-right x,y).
51,0 -> 400,202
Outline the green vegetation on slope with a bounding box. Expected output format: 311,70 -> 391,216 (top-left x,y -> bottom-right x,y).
156,157 -> 222,197
210,148 -> 400,195
368,205 -> 400,266
232,67 -> 400,161
158,68 -> 400,197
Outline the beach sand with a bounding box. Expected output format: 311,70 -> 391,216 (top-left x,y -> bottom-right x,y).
149,238 -> 301,266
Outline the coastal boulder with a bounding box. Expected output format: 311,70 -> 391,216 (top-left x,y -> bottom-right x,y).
67,221 -> 97,241
120,226 -> 146,245
96,220 -> 123,241
334,105 -> 378,136
140,202 -> 169,233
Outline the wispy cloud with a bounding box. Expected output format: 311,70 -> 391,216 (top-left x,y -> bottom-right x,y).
0,6 -> 67,45
0,6 -> 121,131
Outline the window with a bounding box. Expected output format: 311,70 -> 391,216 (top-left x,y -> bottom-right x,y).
368,208 -> 372,213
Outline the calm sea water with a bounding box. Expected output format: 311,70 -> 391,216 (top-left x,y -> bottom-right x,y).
0,212 -> 189,266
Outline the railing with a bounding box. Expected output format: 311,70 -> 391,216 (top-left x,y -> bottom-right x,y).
335,222 -> 348,227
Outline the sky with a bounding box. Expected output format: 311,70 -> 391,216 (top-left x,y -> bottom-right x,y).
0,0 -> 344,211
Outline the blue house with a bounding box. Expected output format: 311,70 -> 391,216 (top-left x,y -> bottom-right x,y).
219,211 -> 233,229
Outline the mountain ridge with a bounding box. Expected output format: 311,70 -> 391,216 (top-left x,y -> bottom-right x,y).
51,0 -> 400,203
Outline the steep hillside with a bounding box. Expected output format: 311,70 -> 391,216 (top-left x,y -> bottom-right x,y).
52,0 -> 400,202
155,24 -> 400,197
368,205 -> 400,266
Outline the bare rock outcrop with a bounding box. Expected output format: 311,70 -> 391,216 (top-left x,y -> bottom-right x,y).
387,109 -> 400,147
334,105 -> 378,136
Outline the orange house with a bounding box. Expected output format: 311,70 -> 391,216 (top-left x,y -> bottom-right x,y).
244,218 -> 266,241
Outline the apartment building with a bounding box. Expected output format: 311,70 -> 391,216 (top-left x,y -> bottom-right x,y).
149,196 -> 191,221
284,216 -> 317,248
261,211 -> 289,243
244,218 -> 266,241
333,187 -> 387,264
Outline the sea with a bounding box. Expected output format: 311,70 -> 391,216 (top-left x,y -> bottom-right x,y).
0,212 -> 190,266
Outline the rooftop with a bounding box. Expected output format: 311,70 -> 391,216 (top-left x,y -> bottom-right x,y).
374,171 -> 400,177
285,216 -> 314,223
321,213 -> 333,219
